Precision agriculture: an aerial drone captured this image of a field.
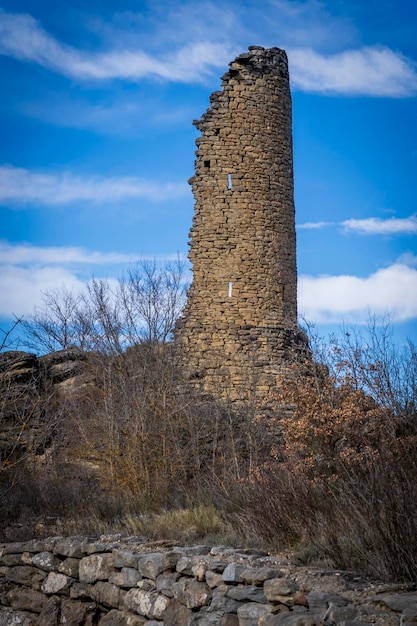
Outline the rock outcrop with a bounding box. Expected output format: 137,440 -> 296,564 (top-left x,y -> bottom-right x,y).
0,349 -> 91,462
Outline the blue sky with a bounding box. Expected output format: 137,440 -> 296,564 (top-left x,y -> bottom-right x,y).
0,0 -> 416,344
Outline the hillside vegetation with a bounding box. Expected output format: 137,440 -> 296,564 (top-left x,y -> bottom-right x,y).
1,262 -> 416,581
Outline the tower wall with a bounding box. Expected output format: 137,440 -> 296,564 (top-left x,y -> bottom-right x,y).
175,46 -> 304,400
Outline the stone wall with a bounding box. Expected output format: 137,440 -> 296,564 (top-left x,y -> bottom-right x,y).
175,46 -> 307,401
2,535 -> 416,625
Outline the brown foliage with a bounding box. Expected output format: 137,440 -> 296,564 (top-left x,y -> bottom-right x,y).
240,323 -> 417,581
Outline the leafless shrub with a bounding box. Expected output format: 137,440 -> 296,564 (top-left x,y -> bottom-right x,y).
60,345 -> 260,510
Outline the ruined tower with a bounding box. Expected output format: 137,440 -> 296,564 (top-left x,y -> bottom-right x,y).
175,46 -> 305,400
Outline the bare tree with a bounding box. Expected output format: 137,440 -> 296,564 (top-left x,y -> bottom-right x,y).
23,258 -> 188,355
23,287 -> 86,353
120,257 -> 187,345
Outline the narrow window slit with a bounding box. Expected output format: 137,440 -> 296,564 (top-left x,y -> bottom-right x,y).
227,173 -> 233,190
204,160 -> 210,168
228,281 -> 233,298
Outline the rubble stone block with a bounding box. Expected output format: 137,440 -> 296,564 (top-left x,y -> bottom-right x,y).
79,553 -> 114,583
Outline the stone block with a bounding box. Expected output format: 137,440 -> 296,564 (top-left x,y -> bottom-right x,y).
109,567 -> 142,588
6,587 -> 47,613
54,537 -> 89,559
124,589 -> 170,619
58,557 -> 80,577
41,571 -> 73,594
226,584 -> 266,603
97,609 -> 127,625
79,553 -> 114,583
91,581 -> 121,609
5,565 -> 45,587
172,579 -> 212,609
237,601 -> 273,626
222,563 -> 246,584
0,554 -> 23,567
156,571 -> 180,597
163,599 -> 194,626
61,598 -> 97,626
112,549 -> 141,569
137,553 -> 175,580
205,570 -> 223,588
32,551 -> 61,572
240,568 -> 282,585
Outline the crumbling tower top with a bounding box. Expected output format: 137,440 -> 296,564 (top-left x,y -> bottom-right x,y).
176,46 -> 304,399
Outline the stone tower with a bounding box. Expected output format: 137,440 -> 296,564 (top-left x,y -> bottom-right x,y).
175,46 -> 306,401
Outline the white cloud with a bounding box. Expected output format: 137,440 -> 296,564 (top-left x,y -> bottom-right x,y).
0,10 -> 231,83
343,215 -> 417,235
0,242 -> 188,318
0,165 -> 188,206
0,265 -> 86,317
0,242 -> 142,266
397,252 -> 417,267
0,242 -> 186,267
298,215 -> 417,234
297,221 -> 334,230
1,8 -> 416,98
289,46 -> 417,97
298,263 -> 417,324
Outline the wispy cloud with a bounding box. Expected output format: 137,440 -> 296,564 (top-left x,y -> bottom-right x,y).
299,263 -> 417,324
398,252 -> 417,267
0,242 -> 186,266
0,242 -> 142,266
0,10 -> 231,83
297,221 -> 334,230
298,215 -> 417,235
0,165 -> 188,206
1,8 -> 416,97
342,215 -> 417,235
289,46 -> 417,97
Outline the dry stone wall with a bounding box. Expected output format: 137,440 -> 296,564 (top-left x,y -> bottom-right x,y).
2,535 -> 416,625
175,47 -> 307,400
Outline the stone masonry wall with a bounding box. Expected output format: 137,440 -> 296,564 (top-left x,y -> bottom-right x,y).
2,535 -> 416,625
175,47 -> 307,401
